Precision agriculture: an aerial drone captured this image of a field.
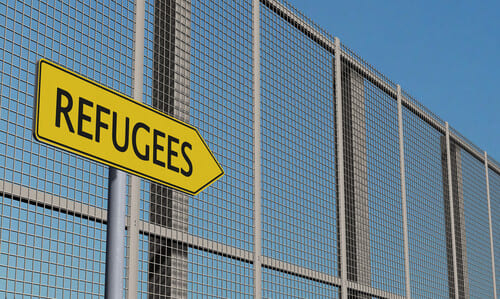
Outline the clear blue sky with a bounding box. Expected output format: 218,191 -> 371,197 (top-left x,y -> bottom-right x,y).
286,0 -> 500,161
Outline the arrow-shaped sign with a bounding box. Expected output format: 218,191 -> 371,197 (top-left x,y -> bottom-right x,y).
34,59 -> 223,195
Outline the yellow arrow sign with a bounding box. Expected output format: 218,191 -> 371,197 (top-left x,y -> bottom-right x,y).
34,59 -> 223,195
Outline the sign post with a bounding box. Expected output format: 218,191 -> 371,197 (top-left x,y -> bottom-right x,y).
105,168 -> 126,299
34,59 -> 224,297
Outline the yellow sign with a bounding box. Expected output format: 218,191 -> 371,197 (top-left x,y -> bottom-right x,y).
34,59 -> 223,195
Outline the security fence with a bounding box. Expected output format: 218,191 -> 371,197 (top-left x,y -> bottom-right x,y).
0,0 -> 498,298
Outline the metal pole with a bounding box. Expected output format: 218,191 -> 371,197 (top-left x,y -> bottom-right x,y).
125,0 -> 146,297
334,37 -> 347,299
252,0 -> 262,298
105,168 -> 127,298
484,152 -> 498,299
397,85 -> 411,298
445,122 -> 460,299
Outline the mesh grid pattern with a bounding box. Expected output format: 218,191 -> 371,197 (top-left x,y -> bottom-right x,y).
401,89 -> 446,128
340,43 -> 397,92
451,126 -> 484,160
0,0 -> 134,297
141,0 -> 253,248
137,236 -> 254,298
260,3 -> 338,277
460,150 -> 495,298
402,106 -> 449,298
0,196 -> 106,298
138,0 -> 254,297
341,51 -> 405,295
187,248 -> 253,298
0,0 -> 134,207
363,81 -> 405,296
262,268 -> 339,298
188,0 -> 253,250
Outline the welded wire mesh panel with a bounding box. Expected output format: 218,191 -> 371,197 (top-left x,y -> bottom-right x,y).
340,43 -> 397,93
262,268 -> 339,298
451,126 -> 484,160
401,89 -> 446,128
139,0 -> 254,297
0,0 -> 134,297
488,168 -> 500,297
347,289 -> 382,299
402,106 -> 449,297
137,236 -> 254,298
187,248 -> 253,298
341,51 -> 405,295
188,0 -> 253,251
460,150 -> 495,298
260,3 -> 338,277
141,0 -> 253,246
0,0 -> 134,206
0,196 -> 106,298
261,0 -> 336,47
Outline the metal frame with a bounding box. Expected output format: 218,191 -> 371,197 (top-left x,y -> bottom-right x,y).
334,36 -> 348,299
252,0 -> 263,297
397,85 -> 411,298
446,122 -> 460,299
485,152 -> 498,299
125,0 -> 146,297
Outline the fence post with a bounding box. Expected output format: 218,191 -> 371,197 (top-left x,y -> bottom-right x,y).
484,152 -> 498,299
397,85 -> 411,298
252,0 -> 262,297
334,36 -> 347,299
125,0 -> 146,297
445,122 -> 460,299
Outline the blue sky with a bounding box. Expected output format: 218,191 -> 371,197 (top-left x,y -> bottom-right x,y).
286,0 -> 500,161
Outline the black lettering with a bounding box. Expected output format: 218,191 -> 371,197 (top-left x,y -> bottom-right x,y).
55,88 -> 74,133
167,135 -> 180,173
153,129 -> 165,167
181,142 -> 193,177
95,105 -> 110,143
112,112 -> 129,152
77,97 -> 93,140
132,122 -> 150,161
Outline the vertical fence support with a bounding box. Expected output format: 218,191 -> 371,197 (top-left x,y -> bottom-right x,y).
397,85 -> 411,298
334,37 -> 347,299
126,0 -> 146,297
445,122 -> 460,299
252,0 -> 262,298
484,152 -> 498,299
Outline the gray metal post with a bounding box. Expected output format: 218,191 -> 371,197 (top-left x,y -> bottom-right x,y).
484,152 -> 498,299
125,0 -> 146,297
397,85 -> 411,298
252,0 -> 262,297
445,122 -> 460,299
334,37 -> 347,299
105,168 -> 127,299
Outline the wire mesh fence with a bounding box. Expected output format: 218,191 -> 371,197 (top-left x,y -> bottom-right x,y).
0,0 -> 497,298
